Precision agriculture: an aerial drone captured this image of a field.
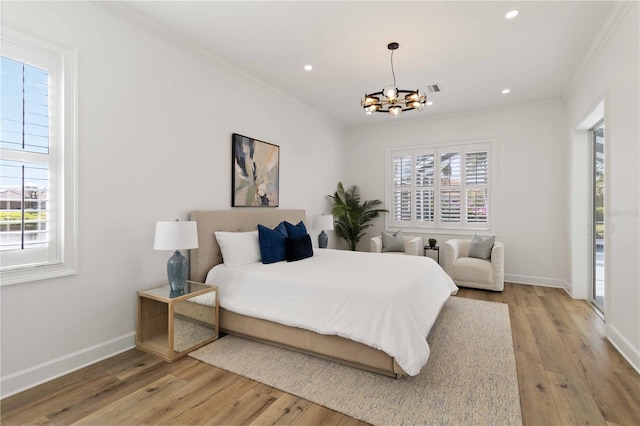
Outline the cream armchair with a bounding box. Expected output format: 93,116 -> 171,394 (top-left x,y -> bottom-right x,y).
370,235 -> 422,256
444,239 -> 504,291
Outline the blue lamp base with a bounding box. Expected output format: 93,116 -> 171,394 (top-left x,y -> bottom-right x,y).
318,230 -> 328,249
167,250 -> 188,291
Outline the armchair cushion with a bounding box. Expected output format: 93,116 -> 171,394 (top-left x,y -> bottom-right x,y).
381,230 -> 405,252
468,234 -> 495,260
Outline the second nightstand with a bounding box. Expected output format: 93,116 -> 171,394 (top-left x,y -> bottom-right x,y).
136,281 -> 218,362
424,245 -> 440,264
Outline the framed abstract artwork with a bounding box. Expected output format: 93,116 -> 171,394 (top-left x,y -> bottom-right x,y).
232,133 -> 280,207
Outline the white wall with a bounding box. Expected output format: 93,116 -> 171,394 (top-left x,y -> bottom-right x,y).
345,101 -> 570,289
567,2 -> 639,371
0,1 -> 345,397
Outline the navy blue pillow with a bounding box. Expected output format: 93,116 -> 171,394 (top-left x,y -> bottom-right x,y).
286,234 -> 314,262
258,222 -> 288,264
284,221 -> 308,239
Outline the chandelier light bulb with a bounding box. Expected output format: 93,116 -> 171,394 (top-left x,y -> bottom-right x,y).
406,92 -> 419,102
383,86 -> 398,100
364,104 -> 379,114
362,95 -> 379,107
389,106 -> 402,117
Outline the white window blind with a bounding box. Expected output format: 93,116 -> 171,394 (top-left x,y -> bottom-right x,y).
440,152 -> 461,224
466,150 -> 489,223
391,154 -> 412,222
387,142 -> 492,231
415,153 -> 434,222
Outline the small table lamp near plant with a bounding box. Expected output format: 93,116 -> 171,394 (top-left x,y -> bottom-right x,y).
328,182 -> 387,251
154,220 -> 199,292
312,214 -> 334,248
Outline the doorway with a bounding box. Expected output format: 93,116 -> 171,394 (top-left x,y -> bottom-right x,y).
591,119 -> 605,314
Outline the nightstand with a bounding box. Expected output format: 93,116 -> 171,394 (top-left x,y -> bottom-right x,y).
424,245 -> 440,264
136,281 -> 218,362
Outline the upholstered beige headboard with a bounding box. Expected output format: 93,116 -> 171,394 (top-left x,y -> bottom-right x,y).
189,209 -> 306,283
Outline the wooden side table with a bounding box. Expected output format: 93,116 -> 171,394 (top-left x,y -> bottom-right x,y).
136,281 -> 218,362
424,245 -> 440,264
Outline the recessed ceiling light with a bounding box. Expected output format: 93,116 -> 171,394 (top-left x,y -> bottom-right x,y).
502,89 -> 511,94
426,101 -> 434,106
304,64 -> 313,71
505,10 -> 519,19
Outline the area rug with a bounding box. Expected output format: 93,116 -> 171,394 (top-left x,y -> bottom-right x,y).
190,297 -> 522,425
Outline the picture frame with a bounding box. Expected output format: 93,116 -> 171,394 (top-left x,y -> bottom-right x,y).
232,133 -> 280,207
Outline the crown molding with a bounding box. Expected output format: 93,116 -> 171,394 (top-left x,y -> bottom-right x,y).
562,1 -> 636,102
91,1 -> 343,130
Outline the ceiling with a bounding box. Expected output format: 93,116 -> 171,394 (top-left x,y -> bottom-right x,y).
113,1 -> 616,127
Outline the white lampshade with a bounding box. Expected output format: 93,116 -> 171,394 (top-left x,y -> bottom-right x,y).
312,214 -> 334,231
154,221 -> 199,250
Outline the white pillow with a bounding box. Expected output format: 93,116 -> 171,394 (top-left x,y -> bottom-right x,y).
214,230 -> 261,267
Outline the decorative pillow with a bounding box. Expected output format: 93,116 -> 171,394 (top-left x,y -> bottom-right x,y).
214,230 -> 261,267
258,222 -> 288,264
284,221 -> 308,239
285,234 -> 314,262
381,230 -> 405,252
468,234 -> 495,260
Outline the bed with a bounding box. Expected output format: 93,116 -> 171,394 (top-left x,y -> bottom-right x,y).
189,209 -> 457,377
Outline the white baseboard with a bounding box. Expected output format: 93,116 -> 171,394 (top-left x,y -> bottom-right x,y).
504,274 -> 571,294
608,324 -> 640,375
0,332 -> 135,399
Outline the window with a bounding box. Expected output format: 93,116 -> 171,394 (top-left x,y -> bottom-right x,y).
387,142 -> 492,231
0,30 -> 77,285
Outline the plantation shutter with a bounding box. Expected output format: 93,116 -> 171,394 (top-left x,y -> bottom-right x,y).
386,142 -> 491,230
415,153 -> 435,223
439,151 -> 461,224
465,150 -> 489,224
391,154 -> 412,223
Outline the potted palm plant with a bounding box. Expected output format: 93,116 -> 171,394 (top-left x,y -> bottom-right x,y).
328,182 -> 387,251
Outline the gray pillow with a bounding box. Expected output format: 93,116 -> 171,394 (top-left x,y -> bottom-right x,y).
468,234 -> 495,260
381,230 -> 405,252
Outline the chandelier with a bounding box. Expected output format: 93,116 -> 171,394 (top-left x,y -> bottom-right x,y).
361,42 -> 427,118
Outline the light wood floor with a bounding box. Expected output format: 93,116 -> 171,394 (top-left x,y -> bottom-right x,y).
2,283 -> 639,425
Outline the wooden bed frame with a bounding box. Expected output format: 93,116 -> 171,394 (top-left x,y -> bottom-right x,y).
189,209 -> 405,377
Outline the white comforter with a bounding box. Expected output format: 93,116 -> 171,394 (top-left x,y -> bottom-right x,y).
205,249 -> 458,376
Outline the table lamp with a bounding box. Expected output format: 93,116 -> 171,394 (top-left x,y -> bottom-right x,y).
154,220 -> 199,291
312,214 -> 334,249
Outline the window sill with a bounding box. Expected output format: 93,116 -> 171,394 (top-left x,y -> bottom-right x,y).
0,263 -> 78,286
385,226 -> 497,237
